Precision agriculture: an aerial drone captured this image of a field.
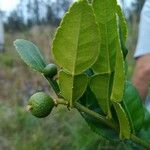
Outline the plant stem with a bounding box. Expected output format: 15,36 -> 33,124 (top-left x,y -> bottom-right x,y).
55,98 -> 69,106
46,78 -> 150,149
74,102 -> 118,130
74,102 -> 150,150
130,134 -> 150,150
45,76 -> 61,96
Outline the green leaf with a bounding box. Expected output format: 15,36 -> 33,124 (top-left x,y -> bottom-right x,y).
110,6 -> 126,102
90,74 -> 112,118
14,39 -> 47,72
80,103 -> 119,141
122,82 -> 144,133
92,0 -> 125,103
81,110 -> 119,141
79,90 -> 119,141
79,89 -> 123,142
113,102 -> 131,140
116,5 -> 128,59
52,0 -> 100,75
92,0 -> 118,73
111,48 -> 125,102
59,71 -> 88,106
79,86 -> 100,110
138,108 -> 150,143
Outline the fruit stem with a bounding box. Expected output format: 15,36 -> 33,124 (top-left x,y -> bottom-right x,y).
26,105 -> 32,111
55,98 -> 69,106
44,76 -> 61,96
74,102 -> 150,149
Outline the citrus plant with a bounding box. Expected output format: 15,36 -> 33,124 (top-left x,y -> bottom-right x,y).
14,0 -> 150,149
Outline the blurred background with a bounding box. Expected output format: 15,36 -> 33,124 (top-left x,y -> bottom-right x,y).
0,0 -> 147,149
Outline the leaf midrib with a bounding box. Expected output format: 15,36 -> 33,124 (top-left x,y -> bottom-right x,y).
104,0 -> 111,73
16,42 -> 45,71
73,8 -> 82,75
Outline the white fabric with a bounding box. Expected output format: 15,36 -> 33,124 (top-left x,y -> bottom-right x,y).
134,0 -> 150,57
0,14 -> 4,46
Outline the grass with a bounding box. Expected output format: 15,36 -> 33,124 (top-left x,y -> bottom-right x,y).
0,24 -> 139,150
0,102 -> 99,150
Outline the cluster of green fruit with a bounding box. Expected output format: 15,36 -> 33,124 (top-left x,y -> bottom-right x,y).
27,64 -> 57,118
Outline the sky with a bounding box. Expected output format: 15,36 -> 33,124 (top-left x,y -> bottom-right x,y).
0,0 -> 134,12
0,0 -> 20,11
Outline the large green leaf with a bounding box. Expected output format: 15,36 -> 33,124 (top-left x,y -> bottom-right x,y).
52,0 -> 100,75
116,5 -> 128,59
113,102 -> 131,140
90,74 -> 112,118
14,39 -> 47,72
59,71 -> 88,106
123,82 -> 144,133
92,0 -> 118,73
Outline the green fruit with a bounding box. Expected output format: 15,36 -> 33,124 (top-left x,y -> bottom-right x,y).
27,92 -> 55,118
43,64 -> 57,78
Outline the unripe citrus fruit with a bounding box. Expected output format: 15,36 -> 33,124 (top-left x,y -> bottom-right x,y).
43,64 -> 57,78
27,92 -> 55,118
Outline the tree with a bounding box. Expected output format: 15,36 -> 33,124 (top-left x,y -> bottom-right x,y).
6,10 -> 25,32
33,0 -> 40,24
131,0 -> 145,22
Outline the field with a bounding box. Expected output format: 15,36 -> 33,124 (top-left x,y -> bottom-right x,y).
0,24 -> 137,150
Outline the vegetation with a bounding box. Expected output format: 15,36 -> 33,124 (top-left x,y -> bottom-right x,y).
0,26 -> 102,150
4,0 -> 72,31
13,0 -> 150,149
0,0 -> 149,149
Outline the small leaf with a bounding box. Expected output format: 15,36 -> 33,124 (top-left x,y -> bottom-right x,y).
59,71 -> 88,106
52,0 -> 100,75
90,74 -> 112,118
14,39 -> 47,72
116,5 -> 128,59
123,82 -> 144,133
113,102 -> 131,140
